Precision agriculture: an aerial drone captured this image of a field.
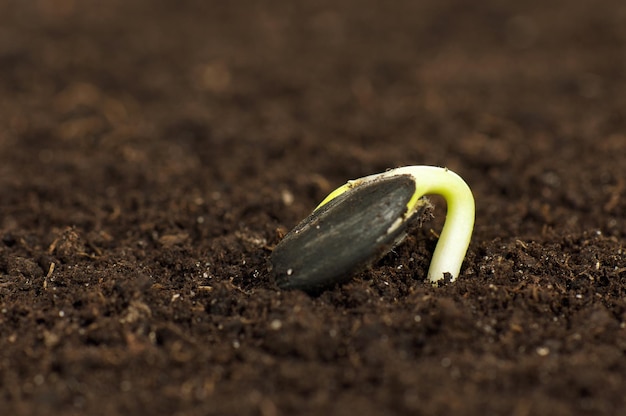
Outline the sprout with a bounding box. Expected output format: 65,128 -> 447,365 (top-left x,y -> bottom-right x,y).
271,166 -> 475,292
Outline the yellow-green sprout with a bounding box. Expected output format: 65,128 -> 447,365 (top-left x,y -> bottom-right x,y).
271,166 -> 475,291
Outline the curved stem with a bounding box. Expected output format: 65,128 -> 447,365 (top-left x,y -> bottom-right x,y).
383,166 -> 475,284
315,166 -> 476,284
314,166 -> 475,285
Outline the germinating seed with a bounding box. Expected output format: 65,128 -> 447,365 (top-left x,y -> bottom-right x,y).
271,175 -> 426,292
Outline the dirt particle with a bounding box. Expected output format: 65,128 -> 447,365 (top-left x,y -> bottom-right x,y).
7,256 -> 43,279
536,347 -> 550,357
269,319 -> 282,330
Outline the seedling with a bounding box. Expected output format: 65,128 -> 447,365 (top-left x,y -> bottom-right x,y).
271,166 -> 475,292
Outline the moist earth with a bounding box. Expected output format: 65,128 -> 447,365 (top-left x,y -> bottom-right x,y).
1,0 -> 625,415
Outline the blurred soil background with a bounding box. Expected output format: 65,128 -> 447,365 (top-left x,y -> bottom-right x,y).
1,0 -> 626,414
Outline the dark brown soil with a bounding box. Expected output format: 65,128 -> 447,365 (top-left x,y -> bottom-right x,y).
1,0 -> 625,415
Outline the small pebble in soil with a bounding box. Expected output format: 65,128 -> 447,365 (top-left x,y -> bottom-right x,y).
536,347 -> 550,356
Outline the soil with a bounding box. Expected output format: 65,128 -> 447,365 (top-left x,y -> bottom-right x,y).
1,0 -> 625,415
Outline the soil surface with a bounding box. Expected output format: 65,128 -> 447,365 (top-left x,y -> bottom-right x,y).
1,0 -> 626,415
